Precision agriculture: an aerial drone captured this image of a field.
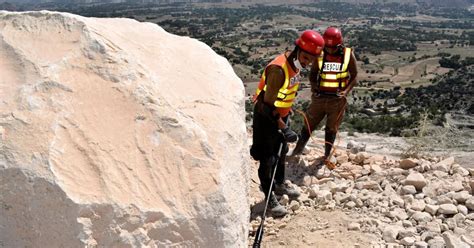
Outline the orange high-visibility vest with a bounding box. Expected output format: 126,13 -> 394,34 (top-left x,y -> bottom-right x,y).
317,47 -> 352,92
253,53 -> 300,117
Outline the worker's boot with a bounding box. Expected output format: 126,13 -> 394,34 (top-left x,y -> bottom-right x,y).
274,182 -> 301,198
288,127 -> 310,156
268,192 -> 287,217
324,131 -> 337,158
324,132 -> 337,169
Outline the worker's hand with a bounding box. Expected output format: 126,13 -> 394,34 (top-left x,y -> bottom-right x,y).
280,127 -> 298,143
337,89 -> 349,98
289,108 -> 295,116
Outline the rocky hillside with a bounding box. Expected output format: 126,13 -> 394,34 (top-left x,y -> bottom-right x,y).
249,138 -> 474,247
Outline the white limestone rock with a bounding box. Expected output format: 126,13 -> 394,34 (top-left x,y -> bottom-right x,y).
443,232 -> 470,248
465,197 -> 474,211
432,157 -> 454,172
453,191 -> 471,204
411,211 -> 433,223
410,199 -> 426,212
439,204 -> 459,215
348,222 -> 361,231
414,241 -> 428,248
402,185 -> 418,195
400,237 -> 416,246
404,172 -> 427,191
382,225 -> 403,243
428,236 -> 446,248
425,204 -> 439,216
347,140 -> 366,154
0,11 -> 249,248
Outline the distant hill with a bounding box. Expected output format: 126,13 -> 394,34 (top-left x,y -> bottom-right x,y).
0,0 -> 472,8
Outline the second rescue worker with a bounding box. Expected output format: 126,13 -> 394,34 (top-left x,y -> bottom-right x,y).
290,27 -> 358,165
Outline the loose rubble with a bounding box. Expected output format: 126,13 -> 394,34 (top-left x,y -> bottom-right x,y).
249,144 -> 474,247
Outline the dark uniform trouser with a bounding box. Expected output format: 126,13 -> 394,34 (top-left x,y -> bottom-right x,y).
300,94 -> 347,156
251,104 -> 288,199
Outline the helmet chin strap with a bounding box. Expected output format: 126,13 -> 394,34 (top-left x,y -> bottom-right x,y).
293,50 -> 304,71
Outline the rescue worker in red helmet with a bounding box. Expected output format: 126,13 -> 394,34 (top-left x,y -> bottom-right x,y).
250,30 -> 324,217
290,27 -> 358,165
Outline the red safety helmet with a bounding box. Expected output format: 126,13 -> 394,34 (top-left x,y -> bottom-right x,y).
295,30 -> 324,56
323,27 -> 343,47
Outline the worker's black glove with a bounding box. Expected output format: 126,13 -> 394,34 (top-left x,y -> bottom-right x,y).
281,127 -> 298,143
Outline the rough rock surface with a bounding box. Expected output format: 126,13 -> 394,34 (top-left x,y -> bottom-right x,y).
249,135 -> 474,247
0,11 -> 249,247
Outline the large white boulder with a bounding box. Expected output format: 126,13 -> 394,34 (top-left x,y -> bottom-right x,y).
0,11 -> 249,247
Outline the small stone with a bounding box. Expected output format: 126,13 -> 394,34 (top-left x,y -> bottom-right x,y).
308,185 -> 319,198
402,185 -> 417,195
383,226 -> 402,243
466,213 -> 474,220
289,200 -> 300,211
391,195 -> 405,207
451,181 -> 465,192
421,231 -> 437,242
465,198 -> 474,211
438,204 -> 458,215
348,222 -> 361,231
389,208 -> 408,220
446,218 -> 457,230
349,153 -> 356,161
347,140 -> 366,154
400,237 -> 416,246
432,157 -> 454,172
452,165 -> 470,176
366,154 -> 385,164
399,228 -> 417,239
453,213 -> 466,226
443,232 -> 470,248
279,241 -> 286,245
267,230 -> 277,236
441,223 -> 450,232
345,201 -> 356,209
316,190 -> 332,204
278,223 -> 287,229
355,180 -> 381,191
437,195 -> 454,205
454,227 -> 466,235
420,162 -> 431,172
409,199 -> 426,211
353,152 -> 368,165
402,220 -> 413,228
457,205 -> 468,216
302,175 -> 312,186
415,193 -> 425,199
330,181 -> 350,194
461,235 -> 474,247
424,221 -> 442,233
280,194 -> 290,206
334,192 -> 349,204
428,236 -> 446,248
336,154 -> 349,164
411,211 -> 432,222
414,241 -> 428,248
399,159 -> 418,169
370,164 -> 382,174
404,172 -> 427,190
402,194 -> 415,205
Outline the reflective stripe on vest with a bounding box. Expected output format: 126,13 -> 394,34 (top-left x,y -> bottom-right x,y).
318,47 -> 351,89
254,55 -> 300,109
